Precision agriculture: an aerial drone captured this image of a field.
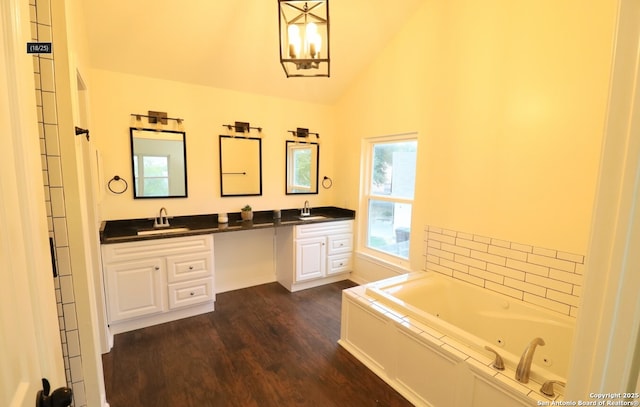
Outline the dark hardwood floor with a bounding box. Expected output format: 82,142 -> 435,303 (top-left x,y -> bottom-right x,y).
102,280 -> 413,407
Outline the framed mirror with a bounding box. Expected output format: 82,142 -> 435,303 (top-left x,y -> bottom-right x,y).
219,135 -> 262,196
130,128 -> 187,198
286,140 -> 319,194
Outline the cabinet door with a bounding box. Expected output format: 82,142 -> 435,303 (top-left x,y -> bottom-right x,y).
105,258 -> 164,322
295,237 -> 327,282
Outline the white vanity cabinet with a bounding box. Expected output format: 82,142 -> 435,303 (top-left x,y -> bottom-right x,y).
276,220 -> 353,292
102,257 -> 165,322
101,234 -> 215,335
295,236 -> 327,281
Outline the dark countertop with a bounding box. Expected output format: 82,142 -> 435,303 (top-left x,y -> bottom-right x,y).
99,206 -> 355,244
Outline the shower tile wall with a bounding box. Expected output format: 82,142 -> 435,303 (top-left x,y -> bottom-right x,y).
30,0 -> 87,405
423,225 -> 584,318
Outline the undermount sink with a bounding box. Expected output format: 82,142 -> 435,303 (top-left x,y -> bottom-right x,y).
137,227 -> 191,236
298,215 -> 328,221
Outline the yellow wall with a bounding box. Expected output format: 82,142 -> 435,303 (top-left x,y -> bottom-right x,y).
90,69 -> 337,220
334,0 -> 617,269
91,0 -> 616,271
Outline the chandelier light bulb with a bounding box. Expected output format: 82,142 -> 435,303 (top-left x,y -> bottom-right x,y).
306,22 -> 320,57
288,24 -> 301,58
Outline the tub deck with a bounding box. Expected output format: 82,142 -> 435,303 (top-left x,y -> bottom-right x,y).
339,272 -> 575,406
365,271 -> 575,380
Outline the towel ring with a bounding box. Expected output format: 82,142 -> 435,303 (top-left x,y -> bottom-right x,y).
108,175 -> 128,194
322,176 -> 333,189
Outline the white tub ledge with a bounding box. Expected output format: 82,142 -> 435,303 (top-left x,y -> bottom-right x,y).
339,274 -> 570,407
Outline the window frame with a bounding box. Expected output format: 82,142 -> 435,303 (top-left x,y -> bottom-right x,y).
358,133 -> 418,267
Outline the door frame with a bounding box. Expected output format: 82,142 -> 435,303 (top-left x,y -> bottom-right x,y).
567,0 -> 640,397
0,0 -> 66,404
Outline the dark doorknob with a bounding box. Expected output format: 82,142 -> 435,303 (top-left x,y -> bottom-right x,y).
36,378 -> 73,407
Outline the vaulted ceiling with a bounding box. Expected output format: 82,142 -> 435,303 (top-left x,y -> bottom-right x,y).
81,0 -> 425,104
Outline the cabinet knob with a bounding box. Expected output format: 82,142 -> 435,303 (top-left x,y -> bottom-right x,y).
154,266 -> 160,270
189,266 -> 194,270
190,292 -> 195,296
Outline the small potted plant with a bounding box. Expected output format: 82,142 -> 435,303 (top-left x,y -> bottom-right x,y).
241,204 -> 253,221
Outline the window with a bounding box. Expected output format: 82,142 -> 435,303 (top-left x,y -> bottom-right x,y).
133,155 -> 170,196
361,135 -> 417,261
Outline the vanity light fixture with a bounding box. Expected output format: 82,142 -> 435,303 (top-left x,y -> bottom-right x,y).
278,0 -> 330,78
130,112 -> 184,131
288,127 -> 319,141
147,110 -> 168,125
222,121 -> 263,138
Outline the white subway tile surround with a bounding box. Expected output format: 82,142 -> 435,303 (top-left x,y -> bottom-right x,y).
423,226 -> 584,317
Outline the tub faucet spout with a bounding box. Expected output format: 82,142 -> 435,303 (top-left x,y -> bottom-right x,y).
515,337 -> 545,383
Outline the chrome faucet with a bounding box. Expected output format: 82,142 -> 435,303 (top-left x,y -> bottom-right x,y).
540,380 -> 565,397
301,200 -> 311,216
154,207 -> 170,228
484,346 -> 505,370
515,337 -> 545,383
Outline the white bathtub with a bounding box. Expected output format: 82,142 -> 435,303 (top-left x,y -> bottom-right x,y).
339,272 -> 575,406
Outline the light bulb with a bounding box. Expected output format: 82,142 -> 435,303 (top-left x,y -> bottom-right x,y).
305,23 -> 321,58
288,24 -> 301,58
313,34 -> 322,55
305,22 -> 318,38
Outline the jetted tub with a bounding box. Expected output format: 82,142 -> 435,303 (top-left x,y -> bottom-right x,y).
339,272 -> 575,407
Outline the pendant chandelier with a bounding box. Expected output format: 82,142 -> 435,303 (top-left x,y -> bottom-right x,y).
278,0 -> 330,78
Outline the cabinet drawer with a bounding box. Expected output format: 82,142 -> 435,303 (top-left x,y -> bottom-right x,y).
167,277 -> 214,309
296,220 -> 353,239
102,234 -> 213,263
327,253 -> 352,275
327,233 -> 352,255
166,252 -> 212,283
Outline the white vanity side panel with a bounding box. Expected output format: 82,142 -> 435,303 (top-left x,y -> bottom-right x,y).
275,226 -> 295,290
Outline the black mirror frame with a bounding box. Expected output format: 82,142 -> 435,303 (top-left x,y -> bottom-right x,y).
285,140 -> 320,195
130,127 -> 188,199
219,135 -> 263,197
